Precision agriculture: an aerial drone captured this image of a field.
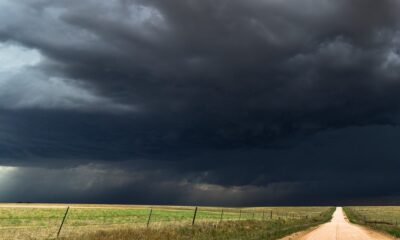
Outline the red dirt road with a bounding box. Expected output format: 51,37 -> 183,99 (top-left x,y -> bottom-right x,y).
282,207 -> 394,240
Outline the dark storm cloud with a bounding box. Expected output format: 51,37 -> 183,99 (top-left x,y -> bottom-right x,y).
3,125 -> 400,205
1,0 -> 400,204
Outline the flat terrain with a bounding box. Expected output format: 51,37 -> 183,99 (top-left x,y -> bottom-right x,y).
344,206 -> 400,238
282,207 -> 393,240
0,203 -> 333,240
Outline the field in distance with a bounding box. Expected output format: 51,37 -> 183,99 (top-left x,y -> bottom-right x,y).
344,206 -> 400,238
0,203 -> 334,240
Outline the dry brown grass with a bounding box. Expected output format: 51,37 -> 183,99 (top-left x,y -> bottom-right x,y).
0,204 -> 333,240
344,207 -> 400,238
61,208 -> 335,240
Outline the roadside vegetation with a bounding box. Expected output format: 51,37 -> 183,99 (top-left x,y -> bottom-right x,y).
343,207 -> 400,237
0,204 -> 334,240
61,207 -> 335,240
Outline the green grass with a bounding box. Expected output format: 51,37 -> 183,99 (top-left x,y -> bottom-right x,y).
0,204 -> 334,240
343,206 -> 400,237
61,207 -> 335,240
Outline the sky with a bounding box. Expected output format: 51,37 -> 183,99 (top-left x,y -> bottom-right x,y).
1,0 -> 400,206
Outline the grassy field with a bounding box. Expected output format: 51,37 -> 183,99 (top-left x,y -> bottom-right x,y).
0,203 -> 334,240
344,206 -> 400,237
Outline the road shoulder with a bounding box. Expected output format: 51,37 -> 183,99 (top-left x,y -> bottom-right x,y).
343,208 -> 396,240
278,225 -> 323,240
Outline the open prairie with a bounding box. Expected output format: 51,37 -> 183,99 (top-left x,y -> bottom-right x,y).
344,207 -> 400,238
0,203 -> 334,240
283,207 -> 394,240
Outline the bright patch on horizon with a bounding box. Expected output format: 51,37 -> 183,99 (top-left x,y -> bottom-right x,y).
0,166 -> 17,187
0,166 -> 16,173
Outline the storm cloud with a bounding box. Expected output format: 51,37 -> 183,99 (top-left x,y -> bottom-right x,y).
1,0 -> 400,205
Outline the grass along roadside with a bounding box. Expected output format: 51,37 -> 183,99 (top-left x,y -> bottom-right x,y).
0,205 -> 332,239
343,207 -> 400,237
60,207 -> 335,240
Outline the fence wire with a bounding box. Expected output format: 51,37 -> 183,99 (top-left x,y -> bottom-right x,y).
0,206 -> 322,239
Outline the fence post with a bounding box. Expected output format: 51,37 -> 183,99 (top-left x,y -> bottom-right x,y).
219,209 -> 224,222
147,208 -> 153,228
270,210 -> 273,219
239,210 -> 242,220
252,212 -> 255,220
192,207 -> 198,226
57,206 -> 70,238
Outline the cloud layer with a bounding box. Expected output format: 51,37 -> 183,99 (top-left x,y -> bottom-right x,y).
1,0 -> 400,205
0,43 -> 133,111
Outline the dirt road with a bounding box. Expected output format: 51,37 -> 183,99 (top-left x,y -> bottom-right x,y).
282,207 -> 394,240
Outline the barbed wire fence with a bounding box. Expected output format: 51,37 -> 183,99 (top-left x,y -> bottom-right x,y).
346,207 -> 400,226
0,206 -> 320,239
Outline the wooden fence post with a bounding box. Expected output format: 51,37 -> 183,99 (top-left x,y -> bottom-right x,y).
219,209 -> 224,222
270,210 -> 272,219
57,206 -> 70,238
192,207 -> 198,226
147,208 -> 153,228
